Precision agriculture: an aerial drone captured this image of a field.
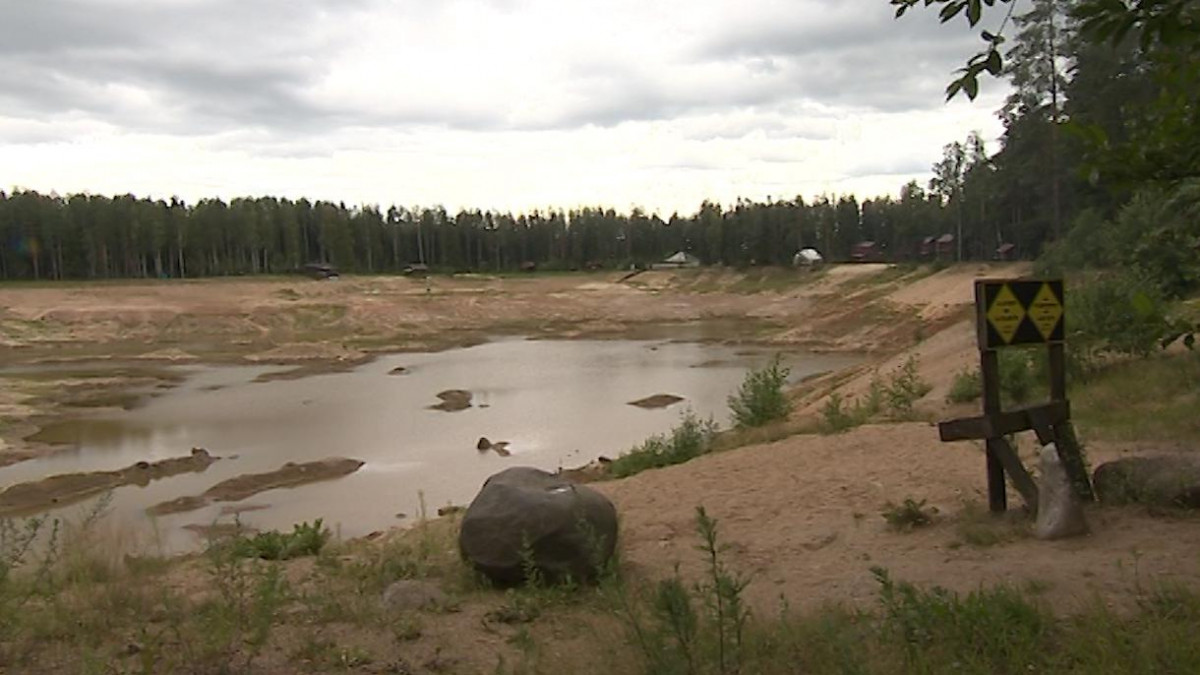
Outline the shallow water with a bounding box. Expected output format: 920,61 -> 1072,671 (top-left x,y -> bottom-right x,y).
2,338 -> 857,552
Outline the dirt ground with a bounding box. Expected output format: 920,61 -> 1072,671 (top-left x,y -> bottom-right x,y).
3,264 -> 1199,673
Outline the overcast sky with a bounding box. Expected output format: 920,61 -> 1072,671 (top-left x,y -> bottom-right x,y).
0,0 -> 1013,215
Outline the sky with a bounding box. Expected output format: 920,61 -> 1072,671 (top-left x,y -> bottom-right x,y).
0,0 -> 1015,216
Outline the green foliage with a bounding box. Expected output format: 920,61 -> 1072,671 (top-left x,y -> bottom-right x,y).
727,356 -> 792,428
946,368 -> 982,403
619,506 -> 751,675
229,519 -> 330,561
884,356 -> 933,416
873,567 -> 1051,672
881,499 -> 937,532
1070,271 -> 1176,365
608,411 -> 719,478
821,357 -> 932,433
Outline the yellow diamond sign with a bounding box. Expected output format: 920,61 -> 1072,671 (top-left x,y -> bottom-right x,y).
986,283 -> 1025,345
1028,282 -> 1063,340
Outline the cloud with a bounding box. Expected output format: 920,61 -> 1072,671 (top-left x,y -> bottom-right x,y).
0,0 -> 1009,212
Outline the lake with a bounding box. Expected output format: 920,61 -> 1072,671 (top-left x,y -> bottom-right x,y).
2,338 -> 858,552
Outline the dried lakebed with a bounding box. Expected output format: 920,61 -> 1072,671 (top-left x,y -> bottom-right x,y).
2,338 -> 857,552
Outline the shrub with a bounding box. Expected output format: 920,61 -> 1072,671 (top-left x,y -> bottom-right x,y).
727,356 -> 791,428
881,498 -> 937,532
884,356 -> 932,416
1070,270 -> 1175,366
946,369 -> 981,403
230,519 -> 330,561
608,411 -> 719,478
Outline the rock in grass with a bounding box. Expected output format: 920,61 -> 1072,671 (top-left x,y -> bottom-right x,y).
382,580 -> 447,612
1035,443 -> 1088,540
1093,455 -> 1200,509
459,467 -> 618,585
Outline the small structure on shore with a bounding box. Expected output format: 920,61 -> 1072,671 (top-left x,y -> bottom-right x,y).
300,263 -> 338,280
850,241 -> 881,262
654,251 -> 701,269
793,247 -> 824,268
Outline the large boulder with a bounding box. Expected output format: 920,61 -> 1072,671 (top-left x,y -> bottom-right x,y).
1035,443 -> 1088,540
459,467 -> 618,585
1093,455 -> 1200,508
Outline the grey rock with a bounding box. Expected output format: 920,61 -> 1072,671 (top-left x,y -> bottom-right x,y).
381,580 -> 447,612
459,467 -> 618,585
1093,455 -> 1200,508
1035,443 -> 1088,540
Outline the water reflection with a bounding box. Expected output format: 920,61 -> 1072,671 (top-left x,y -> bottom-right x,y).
2,338 -> 857,552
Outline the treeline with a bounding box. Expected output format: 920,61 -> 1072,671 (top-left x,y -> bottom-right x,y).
0,190 -> 961,280
1,1 -> 1195,282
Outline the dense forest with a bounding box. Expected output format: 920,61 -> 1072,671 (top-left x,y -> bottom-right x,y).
0,0 -> 1195,282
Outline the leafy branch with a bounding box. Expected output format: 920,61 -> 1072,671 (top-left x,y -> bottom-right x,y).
891,0 -> 1200,100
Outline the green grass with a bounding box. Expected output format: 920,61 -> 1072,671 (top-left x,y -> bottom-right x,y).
1073,350 -> 1200,442
607,411 -> 719,478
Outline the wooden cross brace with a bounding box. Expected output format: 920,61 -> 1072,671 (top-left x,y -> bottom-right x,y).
937,400 -> 1092,511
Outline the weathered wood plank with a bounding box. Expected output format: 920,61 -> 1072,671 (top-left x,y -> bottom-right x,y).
989,437 -> 1039,510
938,401 -> 1071,442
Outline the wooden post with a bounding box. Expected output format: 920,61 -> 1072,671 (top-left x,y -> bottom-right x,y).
980,349 -> 1007,512
1047,342 -> 1095,501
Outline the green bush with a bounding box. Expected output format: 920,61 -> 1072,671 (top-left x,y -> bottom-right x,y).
727,356 -> 791,428
884,356 -> 932,416
1070,271 -> 1175,366
820,358 -> 932,433
946,369 -> 982,403
230,519 -> 330,561
608,411 -> 719,478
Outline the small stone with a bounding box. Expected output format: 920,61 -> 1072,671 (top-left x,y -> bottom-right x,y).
381,580 -> 447,612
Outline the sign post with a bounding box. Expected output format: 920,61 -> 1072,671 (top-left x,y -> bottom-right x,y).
939,279 -> 1093,513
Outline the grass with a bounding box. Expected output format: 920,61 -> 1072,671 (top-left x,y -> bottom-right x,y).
1073,350 -> 1200,442
820,356 -> 932,433
3,499 -> 1200,674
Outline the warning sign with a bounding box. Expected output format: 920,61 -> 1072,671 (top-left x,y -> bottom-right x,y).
985,284 -> 1025,345
975,279 -> 1065,350
1028,283 -> 1064,341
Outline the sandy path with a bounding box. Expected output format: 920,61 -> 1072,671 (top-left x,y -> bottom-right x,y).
598,423 -> 1199,613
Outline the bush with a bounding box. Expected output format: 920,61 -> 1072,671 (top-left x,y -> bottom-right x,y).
820,357 -> 932,433
230,519 -> 330,561
608,411 -> 719,478
884,356 -> 932,416
727,356 -> 791,428
1070,270 -> 1175,366
881,498 -> 937,532
946,369 -> 982,403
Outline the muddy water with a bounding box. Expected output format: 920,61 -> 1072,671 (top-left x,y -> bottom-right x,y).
2,338 -> 857,552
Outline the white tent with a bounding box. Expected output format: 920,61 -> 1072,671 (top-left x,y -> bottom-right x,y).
663,251 -> 700,265
793,248 -> 824,266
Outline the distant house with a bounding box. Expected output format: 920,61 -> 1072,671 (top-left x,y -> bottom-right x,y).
995,242 -> 1016,261
850,241 -> 882,262
402,263 -> 429,276
919,236 -> 937,258
654,251 -> 701,269
300,263 -> 338,280
935,234 -> 955,259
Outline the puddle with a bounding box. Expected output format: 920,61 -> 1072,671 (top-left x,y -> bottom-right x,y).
1,338 -> 858,552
